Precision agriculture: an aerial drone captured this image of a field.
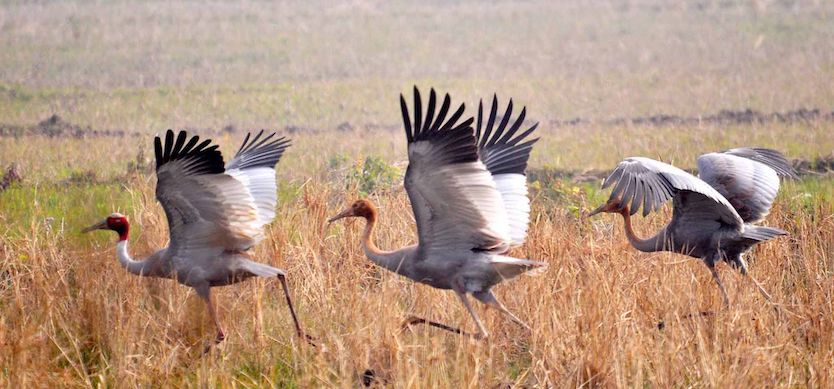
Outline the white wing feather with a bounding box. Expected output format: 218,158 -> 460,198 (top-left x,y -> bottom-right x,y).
491,174 -> 530,245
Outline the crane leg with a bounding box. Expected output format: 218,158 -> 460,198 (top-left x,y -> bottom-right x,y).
707,263 -> 731,308
399,291 -> 486,339
275,271 -> 315,346
455,290 -> 489,340
747,274 -> 773,302
400,315 -> 471,336
474,290 -> 531,331
196,285 -> 225,354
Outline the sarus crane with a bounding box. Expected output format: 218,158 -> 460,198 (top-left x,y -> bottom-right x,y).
589,148 -> 795,306
83,129 -> 308,348
328,87 -> 546,339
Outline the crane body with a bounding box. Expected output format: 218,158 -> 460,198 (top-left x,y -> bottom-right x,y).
329,87 -> 544,339
590,149 -> 795,305
84,130 -> 308,349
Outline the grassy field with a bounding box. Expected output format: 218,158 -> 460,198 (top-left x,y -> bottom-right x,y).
1,1 -> 834,387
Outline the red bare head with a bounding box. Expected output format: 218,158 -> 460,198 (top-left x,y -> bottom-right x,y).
328,199 -> 377,223
588,199 -> 629,217
83,212 -> 130,241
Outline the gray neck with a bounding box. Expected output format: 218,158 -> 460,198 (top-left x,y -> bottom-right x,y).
364,245 -> 413,276
116,240 -> 158,277
622,212 -> 666,253
361,217 -> 413,277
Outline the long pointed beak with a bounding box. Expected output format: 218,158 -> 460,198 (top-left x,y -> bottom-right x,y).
587,204 -> 607,218
81,219 -> 107,233
327,208 -> 354,223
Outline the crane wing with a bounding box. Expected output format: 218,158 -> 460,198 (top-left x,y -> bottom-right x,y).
722,147 -> 797,178
475,95 -> 539,246
697,148 -> 793,223
154,130 -> 261,260
225,130 -> 291,230
401,87 -> 511,258
601,157 -> 743,228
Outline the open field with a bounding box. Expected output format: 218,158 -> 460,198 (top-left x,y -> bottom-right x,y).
1,1 -> 834,387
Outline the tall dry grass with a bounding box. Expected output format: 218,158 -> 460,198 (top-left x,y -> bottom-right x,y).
0,129 -> 832,387
2,0 -> 834,387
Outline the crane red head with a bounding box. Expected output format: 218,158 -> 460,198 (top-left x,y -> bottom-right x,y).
328,199 -> 377,223
82,212 -> 130,241
588,199 -> 630,217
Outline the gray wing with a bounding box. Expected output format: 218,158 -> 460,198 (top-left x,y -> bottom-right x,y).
154,130 -> 261,261
475,95 -> 539,246
401,87 -> 511,259
670,191 -> 734,241
225,130 -> 291,230
697,148 -> 792,223
722,147 -> 797,178
602,157 -> 743,228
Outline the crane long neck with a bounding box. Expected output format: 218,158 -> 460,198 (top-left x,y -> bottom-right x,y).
361,213 -> 410,276
116,240 -> 157,277
621,211 -> 664,253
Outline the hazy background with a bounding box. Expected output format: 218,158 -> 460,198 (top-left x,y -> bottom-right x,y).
2,0 -> 834,131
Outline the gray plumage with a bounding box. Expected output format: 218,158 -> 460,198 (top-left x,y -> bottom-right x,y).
85,130 -> 307,349
330,87 -> 545,339
590,148 -> 794,305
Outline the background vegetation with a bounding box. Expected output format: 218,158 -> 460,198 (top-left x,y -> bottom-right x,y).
1,1 -> 832,387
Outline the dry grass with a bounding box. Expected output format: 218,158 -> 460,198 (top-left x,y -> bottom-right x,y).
2,0 -> 834,387
1,131 -> 832,387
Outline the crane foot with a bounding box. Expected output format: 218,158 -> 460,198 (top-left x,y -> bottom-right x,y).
399,314 -> 482,339
301,333 -> 318,348
200,330 -> 226,356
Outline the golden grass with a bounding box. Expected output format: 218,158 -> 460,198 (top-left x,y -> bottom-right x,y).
2,1 -> 834,387
0,128 -> 832,387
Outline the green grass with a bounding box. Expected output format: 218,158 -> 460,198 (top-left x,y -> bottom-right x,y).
0,183 -> 136,244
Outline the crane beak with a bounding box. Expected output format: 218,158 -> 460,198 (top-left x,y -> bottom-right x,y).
327,208 -> 354,223
587,204 -> 607,218
81,219 -> 108,233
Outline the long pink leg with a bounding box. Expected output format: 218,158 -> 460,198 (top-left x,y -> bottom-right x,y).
401,314 -> 472,336
474,290 -> 531,331
400,291 -> 486,339
707,264 -> 731,308
196,285 -> 225,354
275,271 -> 316,346
455,290 -> 489,339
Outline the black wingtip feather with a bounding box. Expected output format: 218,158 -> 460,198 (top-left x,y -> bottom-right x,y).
226,130 -> 291,170
154,130 -> 225,175
162,130 -> 174,164
476,100 -> 484,141
401,86 -> 477,165
154,133 -> 164,170
476,95 -> 539,176
413,86 -> 423,136
400,94 -> 413,142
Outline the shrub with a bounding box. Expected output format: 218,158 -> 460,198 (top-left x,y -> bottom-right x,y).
343,156 -> 401,196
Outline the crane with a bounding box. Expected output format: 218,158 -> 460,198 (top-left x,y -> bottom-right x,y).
588,148 -> 795,306
328,87 -> 545,339
83,129 -> 309,349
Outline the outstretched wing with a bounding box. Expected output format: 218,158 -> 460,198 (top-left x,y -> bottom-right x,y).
697,148 -> 793,223
154,130 -> 261,260
475,95 -> 539,246
401,87 -> 511,258
601,157 -> 743,228
225,130 -> 291,230
722,147 -> 797,178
